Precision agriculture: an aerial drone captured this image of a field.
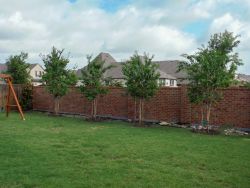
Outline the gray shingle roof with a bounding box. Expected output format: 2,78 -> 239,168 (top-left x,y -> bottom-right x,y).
101,62 -> 177,80
104,63 -> 124,79
29,63 -> 44,70
154,60 -> 187,79
157,69 -> 176,79
94,52 -> 117,66
76,52 -> 118,78
76,53 -> 188,81
237,74 -> 250,82
29,63 -> 37,69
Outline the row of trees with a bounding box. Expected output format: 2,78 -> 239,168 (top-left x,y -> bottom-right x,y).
3,31 -> 243,126
3,47 -> 160,124
43,48 -> 160,125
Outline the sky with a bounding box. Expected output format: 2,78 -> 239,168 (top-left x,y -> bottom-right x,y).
0,0 -> 249,74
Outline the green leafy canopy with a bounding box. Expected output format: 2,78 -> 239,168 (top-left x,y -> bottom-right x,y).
122,52 -> 160,100
41,47 -> 77,98
79,55 -> 113,101
179,31 -> 243,105
6,52 -> 30,84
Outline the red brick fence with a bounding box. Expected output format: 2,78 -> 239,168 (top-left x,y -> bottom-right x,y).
33,86 -> 250,128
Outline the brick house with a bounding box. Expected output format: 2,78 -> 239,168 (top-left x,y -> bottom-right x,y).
76,52 -> 180,87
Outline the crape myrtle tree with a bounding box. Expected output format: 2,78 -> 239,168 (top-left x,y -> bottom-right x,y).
79,55 -> 113,120
179,31 -> 242,127
42,47 -> 77,115
6,52 -> 30,84
122,52 -> 160,126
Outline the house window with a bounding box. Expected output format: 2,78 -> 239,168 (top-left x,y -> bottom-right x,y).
39,71 -> 42,77
170,79 -> 175,86
159,78 -> 166,86
35,71 -> 38,77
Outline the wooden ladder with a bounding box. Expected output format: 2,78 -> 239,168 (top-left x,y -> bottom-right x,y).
0,74 -> 25,120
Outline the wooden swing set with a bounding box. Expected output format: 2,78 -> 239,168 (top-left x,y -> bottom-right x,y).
0,74 -> 25,120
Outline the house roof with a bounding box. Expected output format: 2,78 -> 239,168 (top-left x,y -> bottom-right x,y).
157,69 -> 176,79
76,52 -> 118,78
154,60 -> 187,79
76,52 -> 182,79
29,64 -> 37,69
93,52 -> 117,66
29,63 -> 44,70
103,64 -> 176,79
237,74 -> 250,82
76,53 -> 178,80
1,63 -> 44,73
104,63 -> 124,79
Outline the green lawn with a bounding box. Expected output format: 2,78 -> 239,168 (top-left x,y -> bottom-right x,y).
0,112 -> 249,188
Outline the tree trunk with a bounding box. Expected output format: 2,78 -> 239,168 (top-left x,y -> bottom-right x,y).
93,98 -> 97,120
138,98 -> 144,126
206,102 -> 212,132
91,98 -> 98,120
141,99 -> 144,126
134,98 -> 137,123
201,104 -> 206,126
54,97 -> 60,115
206,102 -> 212,124
200,105 -> 204,126
91,99 -> 94,120
138,98 -> 142,126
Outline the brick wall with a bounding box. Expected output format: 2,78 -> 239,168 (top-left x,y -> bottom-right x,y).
33,87 -> 129,118
188,88 -> 250,127
33,86 -> 250,128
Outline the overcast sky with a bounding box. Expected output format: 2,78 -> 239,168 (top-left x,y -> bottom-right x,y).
0,0 -> 249,73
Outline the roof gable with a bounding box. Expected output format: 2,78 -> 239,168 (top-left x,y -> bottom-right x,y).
29,63 -> 44,71
94,52 -> 117,67
77,52 -> 119,78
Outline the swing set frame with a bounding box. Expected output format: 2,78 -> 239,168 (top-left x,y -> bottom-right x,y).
0,74 -> 25,120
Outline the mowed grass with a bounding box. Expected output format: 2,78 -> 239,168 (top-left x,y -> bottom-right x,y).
0,112 -> 249,188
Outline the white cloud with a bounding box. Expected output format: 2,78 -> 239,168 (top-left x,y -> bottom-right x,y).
0,12 -> 48,40
210,13 -> 250,73
0,0 -> 249,74
0,1 -> 199,69
106,25 -> 196,59
191,0 -> 216,18
210,13 -> 244,34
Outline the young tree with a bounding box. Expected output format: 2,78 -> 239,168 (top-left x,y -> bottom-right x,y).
42,47 -> 77,115
122,53 -> 160,125
179,31 -> 243,127
5,52 -> 33,110
6,52 -> 30,84
79,55 -> 113,120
